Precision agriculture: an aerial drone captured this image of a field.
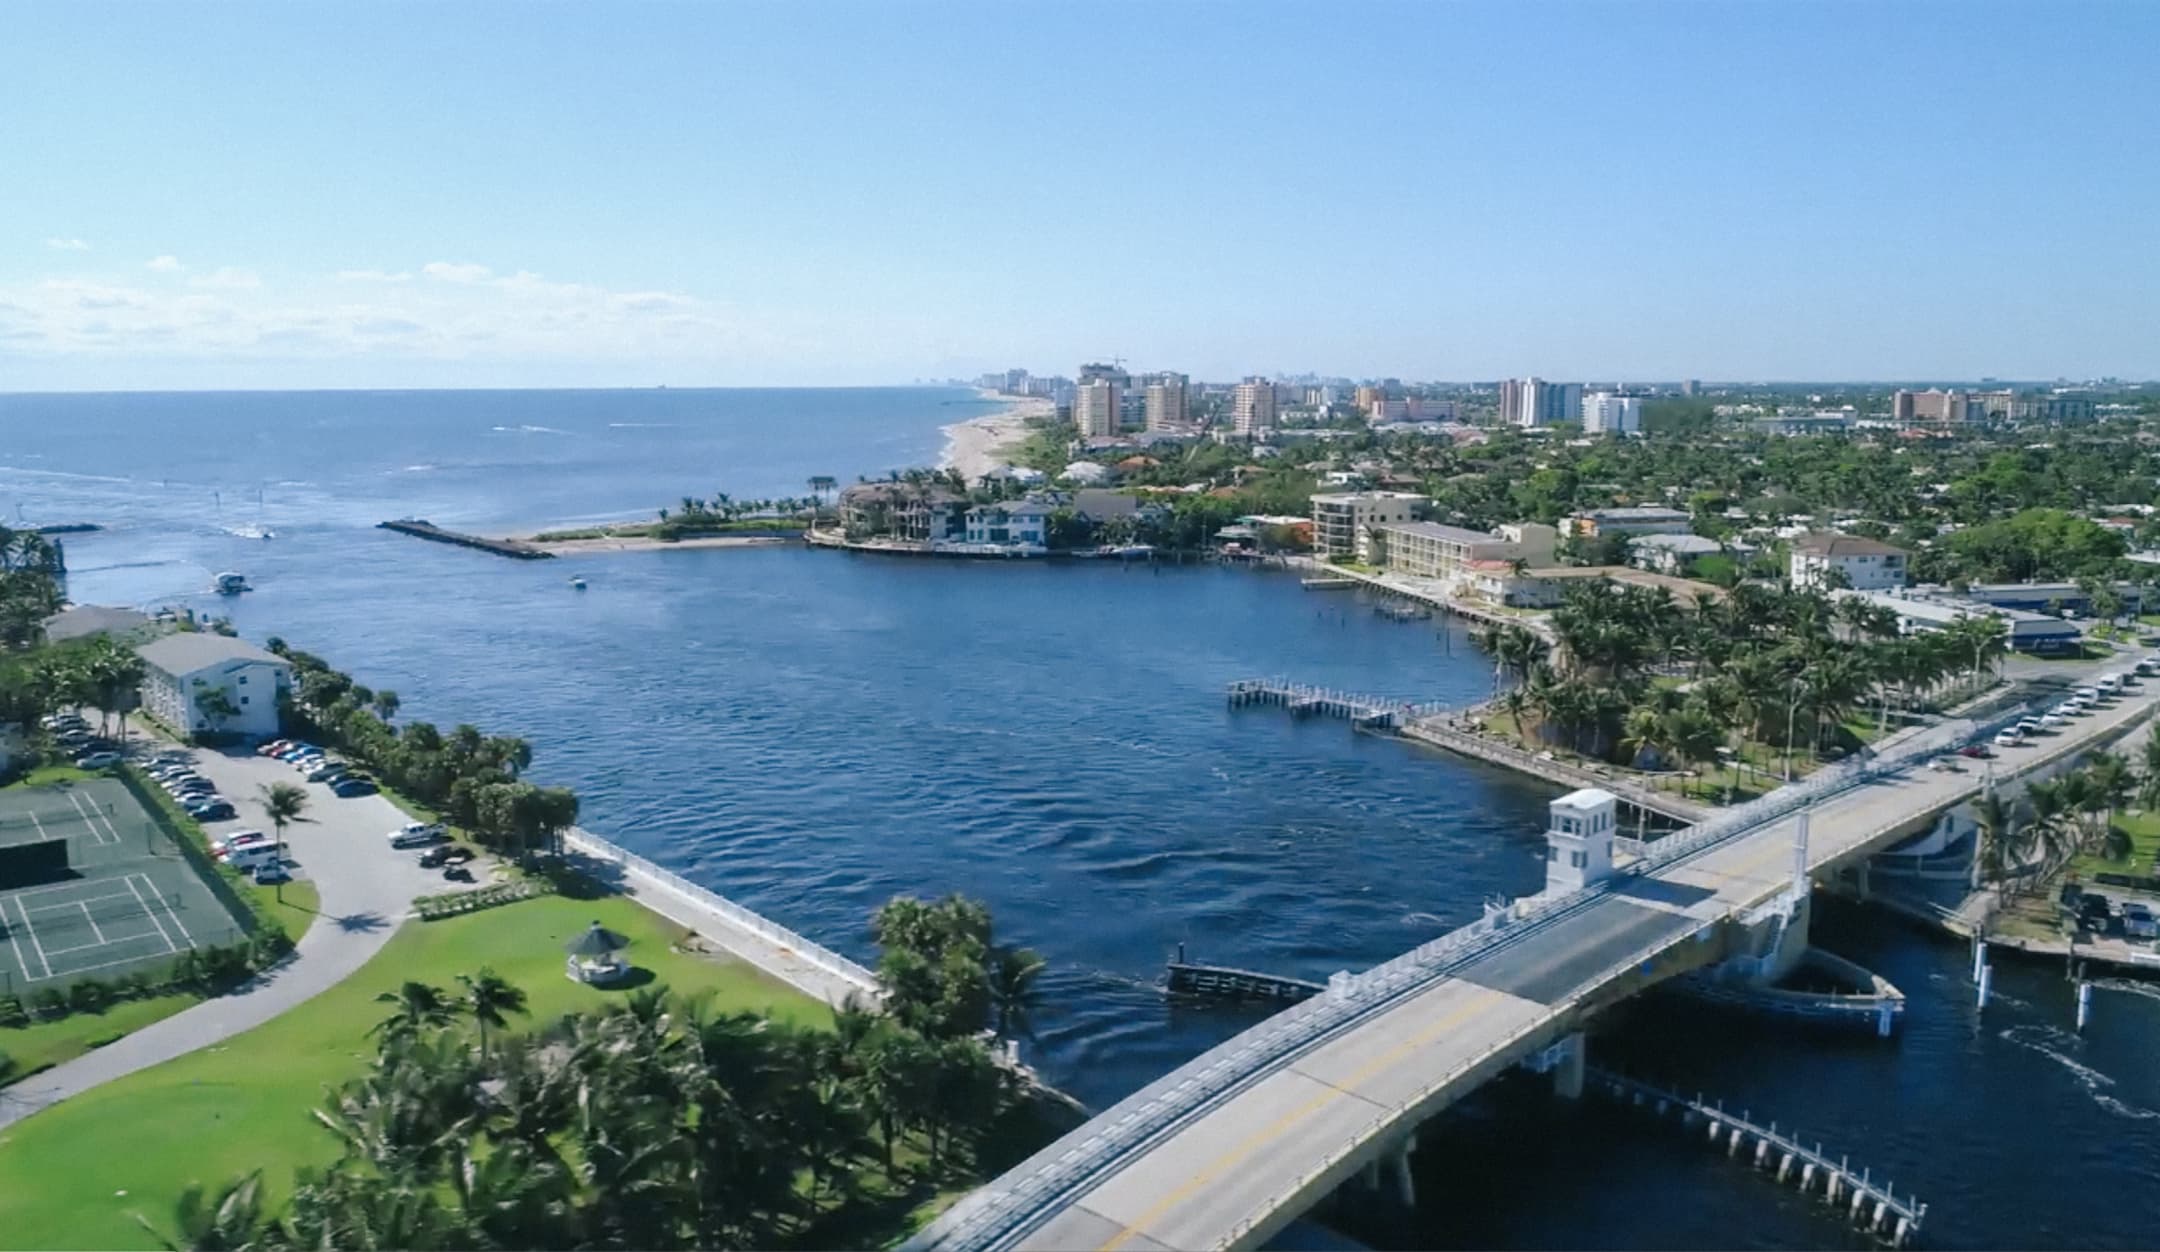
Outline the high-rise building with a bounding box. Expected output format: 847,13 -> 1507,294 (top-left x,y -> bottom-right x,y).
1143,373 -> 1190,431
1893,388 -> 1985,424
1581,392 -> 1642,435
1074,378 -> 1123,438
1682,379 -> 1700,396
1502,378 -> 1583,427
1232,377 -> 1279,436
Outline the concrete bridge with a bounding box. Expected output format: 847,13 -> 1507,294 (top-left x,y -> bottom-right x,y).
913,677 -> 2160,1252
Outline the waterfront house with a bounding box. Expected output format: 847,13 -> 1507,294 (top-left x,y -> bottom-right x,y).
1788,532 -> 1909,591
1470,565 -> 1724,610
838,483 -> 968,544
135,632 -> 292,740
962,499 -> 1053,552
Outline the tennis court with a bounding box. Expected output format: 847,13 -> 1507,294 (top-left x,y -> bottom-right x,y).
0,776 -> 244,994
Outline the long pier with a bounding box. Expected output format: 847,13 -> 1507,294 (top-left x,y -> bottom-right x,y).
378,518 -> 554,560
1226,679 -> 1449,732
1588,1067 -> 1926,1246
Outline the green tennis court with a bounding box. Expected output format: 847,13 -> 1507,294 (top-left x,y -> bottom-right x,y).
0,777 -> 244,994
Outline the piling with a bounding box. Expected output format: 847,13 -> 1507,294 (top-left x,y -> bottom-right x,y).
2076,981 -> 2093,1032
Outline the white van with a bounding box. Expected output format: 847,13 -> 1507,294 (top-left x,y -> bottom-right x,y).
2073,687 -> 2101,705
2097,674 -> 2123,696
226,843 -> 282,873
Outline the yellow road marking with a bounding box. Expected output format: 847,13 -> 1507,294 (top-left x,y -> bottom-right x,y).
1097,984 -> 1504,1251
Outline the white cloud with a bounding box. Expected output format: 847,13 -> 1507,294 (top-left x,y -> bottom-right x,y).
189,267 -> 261,290
146,255 -> 185,273
421,261 -> 493,284
335,268 -> 413,283
44,237 -> 90,251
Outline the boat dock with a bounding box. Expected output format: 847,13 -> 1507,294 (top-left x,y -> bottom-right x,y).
1226,679 -> 1448,732
1164,947 -> 1324,1003
378,519 -> 555,560
1588,1067 -> 1927,1246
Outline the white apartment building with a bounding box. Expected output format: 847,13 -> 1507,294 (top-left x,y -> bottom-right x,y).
1144,374 -> 1189,430
1500,378 -> 1584,427
1309,491 -> 1428,560
1789,533 -> 1910,591
1581,392 -> 1642,435
135,632 -> 292,740
1365,521 -> 1558,586
1073,379 -> 1123,438
1232,377 -> 1279,436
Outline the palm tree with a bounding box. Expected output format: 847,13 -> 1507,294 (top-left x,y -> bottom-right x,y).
371,689 -> 401,721
136,1171 -> 274,1252
257,781 -> 309,904
371,980 -> 457,1042
986,945 -> 1046,1042
1971,789 -> 2017,891
457,967 -> 529,1057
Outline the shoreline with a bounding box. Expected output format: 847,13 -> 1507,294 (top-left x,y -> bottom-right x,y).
941,388 -> 1052,482
523,533 -> 795,555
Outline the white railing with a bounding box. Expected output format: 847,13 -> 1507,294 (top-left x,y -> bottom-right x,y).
562,828 -> 880,998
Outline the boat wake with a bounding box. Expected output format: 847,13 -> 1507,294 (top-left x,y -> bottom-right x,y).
2091,977 -> 2160,1005
490,424 -> 569,435
221,524 -> 275,540
2000,1024 -> 2160,1122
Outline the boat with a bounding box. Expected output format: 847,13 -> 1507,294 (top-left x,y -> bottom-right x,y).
569,576 -> 587,590
214,571 -> 250,595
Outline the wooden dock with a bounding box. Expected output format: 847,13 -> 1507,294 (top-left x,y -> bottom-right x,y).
1588,1067 -> 1927,1246
378,519 -> 554,560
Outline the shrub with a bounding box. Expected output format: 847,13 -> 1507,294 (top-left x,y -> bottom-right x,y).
0,995 -> 26,1028
29,988 -> 66,1020
65,979 -> 112,1015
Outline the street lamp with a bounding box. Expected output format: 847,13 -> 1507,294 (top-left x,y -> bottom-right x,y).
1783,675 -> 1809,782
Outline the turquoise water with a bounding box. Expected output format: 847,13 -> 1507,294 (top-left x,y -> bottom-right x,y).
3,388 -> 2157,1247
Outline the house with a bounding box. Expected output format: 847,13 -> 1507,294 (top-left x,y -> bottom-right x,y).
1561,506 -> 1694,539
837,483 -> 967,544
1788,533 -> 1909,591
962,499 -> 1053,551
1308,491 -> 1429,559
135,633 -> 293,740
40,604 -> 156,644
1625,532 -> 1730,576
1364,521 -> 1557,586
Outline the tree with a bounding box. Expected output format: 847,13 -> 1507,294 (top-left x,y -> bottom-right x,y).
371,980 -> 457,1042
256,782 -> 308,903
194,685 -> 240,737
457,967 -> 529,1058
135,1171 -> 273,1252
986,945 -> 1046,1042
371,689 -> 401,721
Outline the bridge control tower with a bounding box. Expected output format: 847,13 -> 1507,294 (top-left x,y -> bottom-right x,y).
1544,788 -> 1619,894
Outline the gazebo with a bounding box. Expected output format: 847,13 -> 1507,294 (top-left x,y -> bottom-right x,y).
564,920 -> 631,985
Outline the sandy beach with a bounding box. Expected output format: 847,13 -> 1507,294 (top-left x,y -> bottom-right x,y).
941,389 -> 1052,482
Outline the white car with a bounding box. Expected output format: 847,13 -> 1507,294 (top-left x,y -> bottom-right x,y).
387,821 -> 448,849
74,751 -> 123,768
214,831 -> 272,858
2040,714 -> 2068,730
1994,730 -> 2024,748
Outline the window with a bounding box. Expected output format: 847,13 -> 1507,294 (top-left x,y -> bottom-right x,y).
239,696 -> 250,706
1569,850 -> 1586,868
237,675 -> 248,686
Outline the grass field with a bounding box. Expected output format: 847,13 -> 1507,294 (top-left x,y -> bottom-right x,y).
0,891 -> 826,1250
2070,810 -> 2160,882
1,991 -> 202,1082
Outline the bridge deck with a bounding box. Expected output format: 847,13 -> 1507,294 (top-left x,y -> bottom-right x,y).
945,673 -> 2160,1252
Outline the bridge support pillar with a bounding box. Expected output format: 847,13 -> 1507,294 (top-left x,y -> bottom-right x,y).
1853,860 -> 1870,900
1388,1134 -> 1418,1208
1551,1031 -> 1586,1100
1360,1159 -> 1381,1190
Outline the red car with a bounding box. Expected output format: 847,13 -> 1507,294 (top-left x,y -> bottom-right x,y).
1960,744 -> 1993,759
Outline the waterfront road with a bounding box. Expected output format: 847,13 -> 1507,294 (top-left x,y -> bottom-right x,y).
924,677 -> 2160,1252
0,737 -> 442,1129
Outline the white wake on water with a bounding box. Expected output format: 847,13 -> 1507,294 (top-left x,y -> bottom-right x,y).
2001,1024 -> 2160,1122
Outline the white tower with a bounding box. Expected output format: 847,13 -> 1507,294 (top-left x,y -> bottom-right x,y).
1544,787 -> 1618,894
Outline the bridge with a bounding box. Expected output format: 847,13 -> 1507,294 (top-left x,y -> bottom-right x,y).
914,677 -> 2160,1252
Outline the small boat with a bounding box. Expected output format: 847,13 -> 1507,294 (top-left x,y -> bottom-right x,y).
569,576 -> 587,590
214,571 -> 250,595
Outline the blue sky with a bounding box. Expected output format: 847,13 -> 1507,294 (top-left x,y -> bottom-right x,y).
4,1 -> 2155,389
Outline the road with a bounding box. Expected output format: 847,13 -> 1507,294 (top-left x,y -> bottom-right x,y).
924,670 -> 2160,1252
0,738 -> 444,1129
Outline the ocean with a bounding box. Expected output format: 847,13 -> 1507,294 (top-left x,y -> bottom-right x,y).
2,387 -> 2156,1248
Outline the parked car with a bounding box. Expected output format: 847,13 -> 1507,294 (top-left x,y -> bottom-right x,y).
1994,730 -> 2024,749
259,740 -> 298,757
332,777 -> 378,797
252,862 -> 292,886
419,843 -> 475,868
74,751 -> 123,768
40,713 -> 84,730
273,747 -> 314,762
187,799 -> 237,821
147,764 -> 190,780
1960,744 -> 1994,760
1927,756 -> 1960,772
388,821 -> 447,848
2122,902 -> 2158,940
2040,714 -> 2068,730
442,865 -> 474,883
304,761 -> 348,783
2077,894 -> 2115,932
212,830 -> 270,856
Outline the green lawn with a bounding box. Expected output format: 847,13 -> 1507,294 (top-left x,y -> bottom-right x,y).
1,992 -> 204,1083
0,892 -> 826,1250
2,762 -> 94,790
2069,810 -> 2160,882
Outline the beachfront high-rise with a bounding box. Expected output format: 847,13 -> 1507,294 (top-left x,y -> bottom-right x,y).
1074,378 -> 1122,438
1144,373 -> 1189,431
1232,377 -> 1278,436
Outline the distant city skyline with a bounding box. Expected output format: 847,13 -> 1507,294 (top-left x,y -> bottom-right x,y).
4,1 -> 2158,391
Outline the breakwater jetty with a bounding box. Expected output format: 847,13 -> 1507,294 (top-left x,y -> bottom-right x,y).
378,518 -> 555,560
1589,1068 -> 1926,1246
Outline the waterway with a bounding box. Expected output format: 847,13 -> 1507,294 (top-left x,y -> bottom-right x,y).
5,388 -> 2158,1248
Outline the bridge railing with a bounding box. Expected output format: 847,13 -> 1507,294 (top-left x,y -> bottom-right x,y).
1218,914 -> 1728,1248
